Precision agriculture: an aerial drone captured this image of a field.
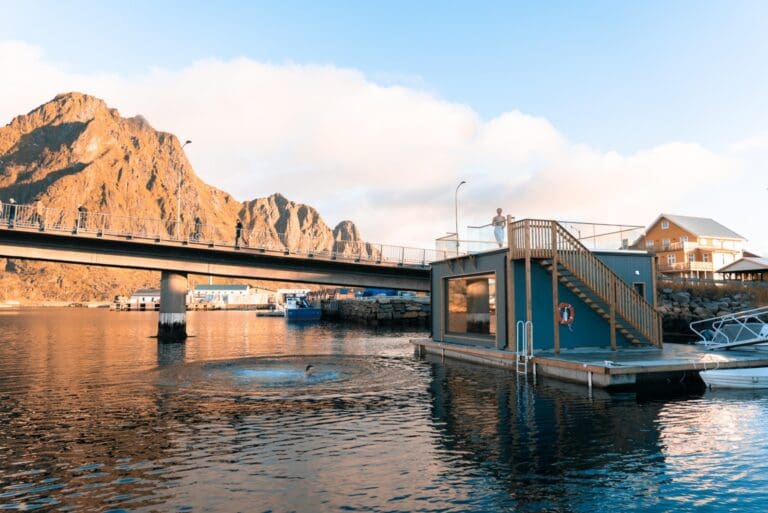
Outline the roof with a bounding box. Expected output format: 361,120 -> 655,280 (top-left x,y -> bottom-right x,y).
131,288 -> 160,296
648,214 -> 746,240
717,257 -> 768,274
195,284 -> 249,291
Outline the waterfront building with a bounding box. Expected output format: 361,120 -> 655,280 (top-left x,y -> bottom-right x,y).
429,219 -> 660,354
129,288 -> 161,310
189,284 -> 272,309
638,214 -> 746,279
717,256 -> 768,282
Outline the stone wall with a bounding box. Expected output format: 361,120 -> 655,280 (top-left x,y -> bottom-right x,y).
321,297 -> 430,325
658,287 -> 756,341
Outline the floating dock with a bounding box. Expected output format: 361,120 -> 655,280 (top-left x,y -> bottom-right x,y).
411,338 -> 768,389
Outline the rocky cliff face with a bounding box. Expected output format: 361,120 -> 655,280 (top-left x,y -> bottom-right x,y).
0,93 -> 363,302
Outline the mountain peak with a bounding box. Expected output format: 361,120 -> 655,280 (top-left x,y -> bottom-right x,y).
0,92 -> 367,301
25,92 -> 114,127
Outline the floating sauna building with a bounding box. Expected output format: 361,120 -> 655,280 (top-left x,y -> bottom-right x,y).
420,219 -> 663,386
418,218 -> 768,389
430,218 -> 661,351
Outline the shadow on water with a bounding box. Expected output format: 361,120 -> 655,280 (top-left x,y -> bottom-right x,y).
156,341 -> 186,367
423,353 -> 768,513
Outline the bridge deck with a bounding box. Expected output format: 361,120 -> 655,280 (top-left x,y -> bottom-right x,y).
0,222 -> 431,291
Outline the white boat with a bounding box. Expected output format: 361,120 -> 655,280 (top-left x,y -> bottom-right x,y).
700,367 -> 768,389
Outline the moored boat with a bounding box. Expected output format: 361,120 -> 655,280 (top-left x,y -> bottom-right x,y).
284,293 -> 321,321
700,367 -> 768,389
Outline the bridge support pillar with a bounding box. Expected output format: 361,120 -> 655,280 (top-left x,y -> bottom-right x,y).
158,270 -> 188,342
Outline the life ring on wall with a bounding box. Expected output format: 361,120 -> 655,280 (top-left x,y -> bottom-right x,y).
557,303 -> 575,325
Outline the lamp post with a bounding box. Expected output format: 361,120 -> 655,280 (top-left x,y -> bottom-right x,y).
176,140 -> 192,239
455,180 -> 466,256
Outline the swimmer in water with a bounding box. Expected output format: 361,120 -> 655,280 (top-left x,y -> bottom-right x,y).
305,364 -> 315,378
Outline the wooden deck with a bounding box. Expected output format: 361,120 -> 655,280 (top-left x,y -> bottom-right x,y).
411,338 -> 768,389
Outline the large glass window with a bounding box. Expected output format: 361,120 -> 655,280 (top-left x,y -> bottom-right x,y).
446,274 -> 496,336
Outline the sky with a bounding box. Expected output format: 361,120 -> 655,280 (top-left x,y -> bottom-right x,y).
1,0 -> 767,251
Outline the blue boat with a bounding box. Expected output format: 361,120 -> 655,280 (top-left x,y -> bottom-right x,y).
284,293 -> 321,321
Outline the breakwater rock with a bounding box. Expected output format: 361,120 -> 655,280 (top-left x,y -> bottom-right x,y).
321,297 -> 430,325
658,287 -> 755,340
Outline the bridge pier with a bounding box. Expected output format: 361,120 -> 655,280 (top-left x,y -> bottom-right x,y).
158,270 -> 188,342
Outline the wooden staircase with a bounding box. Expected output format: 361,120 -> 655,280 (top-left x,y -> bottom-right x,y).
510,219 -> 662,348
541,259 -> 643,345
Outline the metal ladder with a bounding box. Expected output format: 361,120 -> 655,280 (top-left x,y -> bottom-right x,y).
690,306 -> 768,350
515,320 -> 534,374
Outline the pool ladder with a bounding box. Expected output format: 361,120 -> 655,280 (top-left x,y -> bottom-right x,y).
515,320 -> 534,375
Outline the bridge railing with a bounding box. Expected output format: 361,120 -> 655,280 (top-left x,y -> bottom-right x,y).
0,202 -> 450,268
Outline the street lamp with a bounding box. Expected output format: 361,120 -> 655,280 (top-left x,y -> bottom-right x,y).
176,140 -> 192,239
455,180 -> 466,256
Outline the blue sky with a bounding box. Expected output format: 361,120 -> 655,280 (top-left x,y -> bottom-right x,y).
4,0 -> 768,152
1,1 -> 767,250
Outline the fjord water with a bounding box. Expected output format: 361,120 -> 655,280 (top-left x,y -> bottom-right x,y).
1,310 -> 767,512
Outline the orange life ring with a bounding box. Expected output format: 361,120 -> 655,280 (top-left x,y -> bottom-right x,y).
557,302 -> 575,325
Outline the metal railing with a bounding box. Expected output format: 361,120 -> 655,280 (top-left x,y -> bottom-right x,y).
0,202 -> 449,268
509,219 -> 662,347
460,218 -> 643,254
690,306 -> 768,350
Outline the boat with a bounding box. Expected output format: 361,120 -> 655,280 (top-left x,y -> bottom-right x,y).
283,293 -> 321,321
255,308 -> 285,317
700,367 -> 768,389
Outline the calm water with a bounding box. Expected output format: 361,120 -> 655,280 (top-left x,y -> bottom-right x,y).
1,310 -> 768,512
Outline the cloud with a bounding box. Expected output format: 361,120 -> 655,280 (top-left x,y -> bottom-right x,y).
1,40 -> 763,253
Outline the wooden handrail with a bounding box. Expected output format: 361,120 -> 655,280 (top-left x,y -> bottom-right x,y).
509,219 -> 662,346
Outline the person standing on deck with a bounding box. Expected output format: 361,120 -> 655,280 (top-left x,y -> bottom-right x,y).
235,219 -> 244,248
193,217 -> 203,241
492,208 -> 506,247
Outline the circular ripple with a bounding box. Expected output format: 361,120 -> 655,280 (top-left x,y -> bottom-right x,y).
154,355 -> 423,402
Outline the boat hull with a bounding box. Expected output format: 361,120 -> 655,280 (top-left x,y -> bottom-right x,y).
700,367 -> 768,389
285,308 -> 321,321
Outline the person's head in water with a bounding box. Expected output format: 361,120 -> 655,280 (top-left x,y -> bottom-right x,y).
305,364 -> 315,378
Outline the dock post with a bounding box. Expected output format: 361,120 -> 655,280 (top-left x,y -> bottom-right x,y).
507,215 -> 516,351
551,222 -> 560,354
158,270 -> 188,342
524,220 -> 533,355
609,276 -> 617,350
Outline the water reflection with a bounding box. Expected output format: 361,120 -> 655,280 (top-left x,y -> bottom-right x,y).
1,310 -> 768,512
157,341 -> 186,366
426,355 -> 768,512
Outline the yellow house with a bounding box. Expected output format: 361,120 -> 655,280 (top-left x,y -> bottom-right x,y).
641,214 -> 746,278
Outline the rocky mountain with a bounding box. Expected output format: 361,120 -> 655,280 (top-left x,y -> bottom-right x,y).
0,93 -> 363,302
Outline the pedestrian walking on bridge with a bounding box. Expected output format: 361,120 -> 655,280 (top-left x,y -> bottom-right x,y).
235,219 -> 244,248
75,204 -> 88,233
34,200 -> 45,230
7,199 -> 17,228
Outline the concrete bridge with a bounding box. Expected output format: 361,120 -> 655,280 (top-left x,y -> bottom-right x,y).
0,202 -> 438,341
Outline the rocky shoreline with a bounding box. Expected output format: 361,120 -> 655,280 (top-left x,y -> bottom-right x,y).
657,287 -> 756,341
321,297 -> 430,326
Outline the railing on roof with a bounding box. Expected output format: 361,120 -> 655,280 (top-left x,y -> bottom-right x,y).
457,218 -> 645,255
509,219 -> 662,347
0,202 -> 448,268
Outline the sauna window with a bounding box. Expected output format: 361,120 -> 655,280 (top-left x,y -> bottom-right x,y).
446,274 -> 496,337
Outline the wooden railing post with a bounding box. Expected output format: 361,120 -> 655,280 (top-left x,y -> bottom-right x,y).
524,220 -> 533,354
507,215 -> 516,351
551,222 -> 560,354
609,275 -> 617,350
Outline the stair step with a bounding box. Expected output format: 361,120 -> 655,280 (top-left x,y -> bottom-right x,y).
539,258 -> 650,346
